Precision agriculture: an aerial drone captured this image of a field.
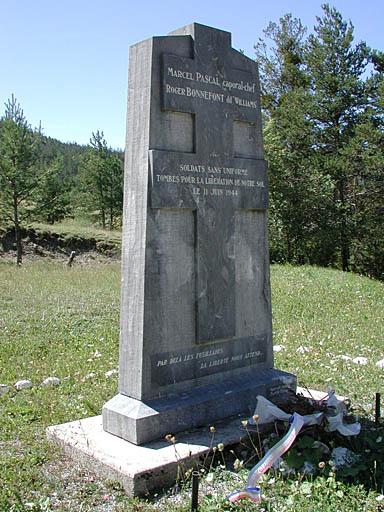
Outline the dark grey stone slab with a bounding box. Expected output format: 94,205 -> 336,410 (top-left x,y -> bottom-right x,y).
103,369 -> 296,445
102,22 -> 296,445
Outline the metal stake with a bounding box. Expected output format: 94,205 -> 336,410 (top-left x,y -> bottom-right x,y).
375,393 -> 381,424
191,470 -> 199,512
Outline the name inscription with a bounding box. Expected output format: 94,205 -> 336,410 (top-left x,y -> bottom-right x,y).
165,66 -> 258,109
151,336 -> 267,386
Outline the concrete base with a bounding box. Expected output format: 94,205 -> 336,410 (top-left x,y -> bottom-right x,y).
46,414 -> 248,497
102,369 -> 297,445
46,387 -> 329,497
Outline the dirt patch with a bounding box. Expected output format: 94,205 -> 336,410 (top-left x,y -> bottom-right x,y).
0,228 -> 121,264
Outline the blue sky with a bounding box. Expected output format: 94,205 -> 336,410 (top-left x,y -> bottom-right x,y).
1,0 -> 382,150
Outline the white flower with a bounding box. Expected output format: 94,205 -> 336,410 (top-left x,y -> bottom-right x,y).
273,345 -> 284,352
296,346 -> 310,354
105,369 -> 118,378
376,359 -> 384,369
339,355 -> 352,361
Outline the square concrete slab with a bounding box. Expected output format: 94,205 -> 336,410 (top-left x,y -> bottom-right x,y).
46,413 -> 246,497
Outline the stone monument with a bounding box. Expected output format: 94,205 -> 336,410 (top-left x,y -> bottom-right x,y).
102,22 -> 296,445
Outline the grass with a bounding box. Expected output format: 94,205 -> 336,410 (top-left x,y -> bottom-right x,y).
0,260 -> 383,511
28,219 -> 122,247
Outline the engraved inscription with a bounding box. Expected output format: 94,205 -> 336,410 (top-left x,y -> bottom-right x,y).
165,66 -> 258,109
151,337 -> 267,386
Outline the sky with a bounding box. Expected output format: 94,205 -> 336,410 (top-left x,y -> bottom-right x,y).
1,0 -> 382,150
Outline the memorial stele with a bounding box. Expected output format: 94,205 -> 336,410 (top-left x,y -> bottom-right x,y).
102,22 -> 297,445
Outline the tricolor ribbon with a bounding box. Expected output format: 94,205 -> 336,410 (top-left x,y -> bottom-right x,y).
228,412 -> 305,503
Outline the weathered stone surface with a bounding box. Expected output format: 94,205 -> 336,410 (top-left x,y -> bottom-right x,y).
47,413 -> 259,497
102,22 -> 296,445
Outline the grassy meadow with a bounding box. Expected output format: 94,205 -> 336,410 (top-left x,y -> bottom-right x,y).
0,260 -> 383,511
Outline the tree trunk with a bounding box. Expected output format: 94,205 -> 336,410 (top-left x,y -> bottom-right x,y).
338,180 -> 350,272
101,208 -> 106,230
13,192 -> 23,266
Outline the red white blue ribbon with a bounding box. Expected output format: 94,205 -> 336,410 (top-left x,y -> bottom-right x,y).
228,412 -> 305,503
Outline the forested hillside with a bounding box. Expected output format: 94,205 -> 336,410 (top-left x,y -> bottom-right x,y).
256,5 -> 384,280
0,5 -> 383,278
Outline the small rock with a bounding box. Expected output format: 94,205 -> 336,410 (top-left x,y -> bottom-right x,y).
330,447 -> 360,470
312,440 -> 331,456
82,373 -> 95,382
41,377 -> 60,387
296,346 -> 310,354
302,461 -> 316,475
352,357 -> 368,365
376,359 -> 384,369
0,384 -> 11,395
105,369 -> 118,378
15,380 -> 33,391
272,457 -> 295,477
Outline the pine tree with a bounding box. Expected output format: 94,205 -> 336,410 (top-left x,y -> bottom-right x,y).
77,131 -> 123,229
306,4 -> 371,271
0,95 -> 41,264
255,14 -> 334,264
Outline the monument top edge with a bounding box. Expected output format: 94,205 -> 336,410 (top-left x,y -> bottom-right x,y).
130,22 -> 232,49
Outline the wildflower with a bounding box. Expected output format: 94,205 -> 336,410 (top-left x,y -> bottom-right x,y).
253,414 -> 259,423
234,459 -> 242,470
318,461 -> 326,469
217,443 -> 224,452
210,426 -> 215,432
165,434 -> 175,444
241,420 -> 248,427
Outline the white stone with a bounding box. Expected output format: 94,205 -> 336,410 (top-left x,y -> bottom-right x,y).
296,346 -> 310,354
312,440 -> 331,455
82,373 -> 95,381
0,384 -> 11,394
352,357 -> 368,365
330,447 -> 360,470
302,461 -> 316,475
41,377 -> 60,387
376,359 -> 384,369
15,380 -> 33,390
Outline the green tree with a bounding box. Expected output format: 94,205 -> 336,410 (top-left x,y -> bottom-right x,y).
0,95 -> 41,264
33,156 -> 73,224
255,14 -> 334,265
346,68 -> 384,279
306,4 -> 372,271
77,131 -> 123,229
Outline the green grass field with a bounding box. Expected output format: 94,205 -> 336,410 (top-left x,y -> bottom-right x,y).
0,260 -> 383,511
